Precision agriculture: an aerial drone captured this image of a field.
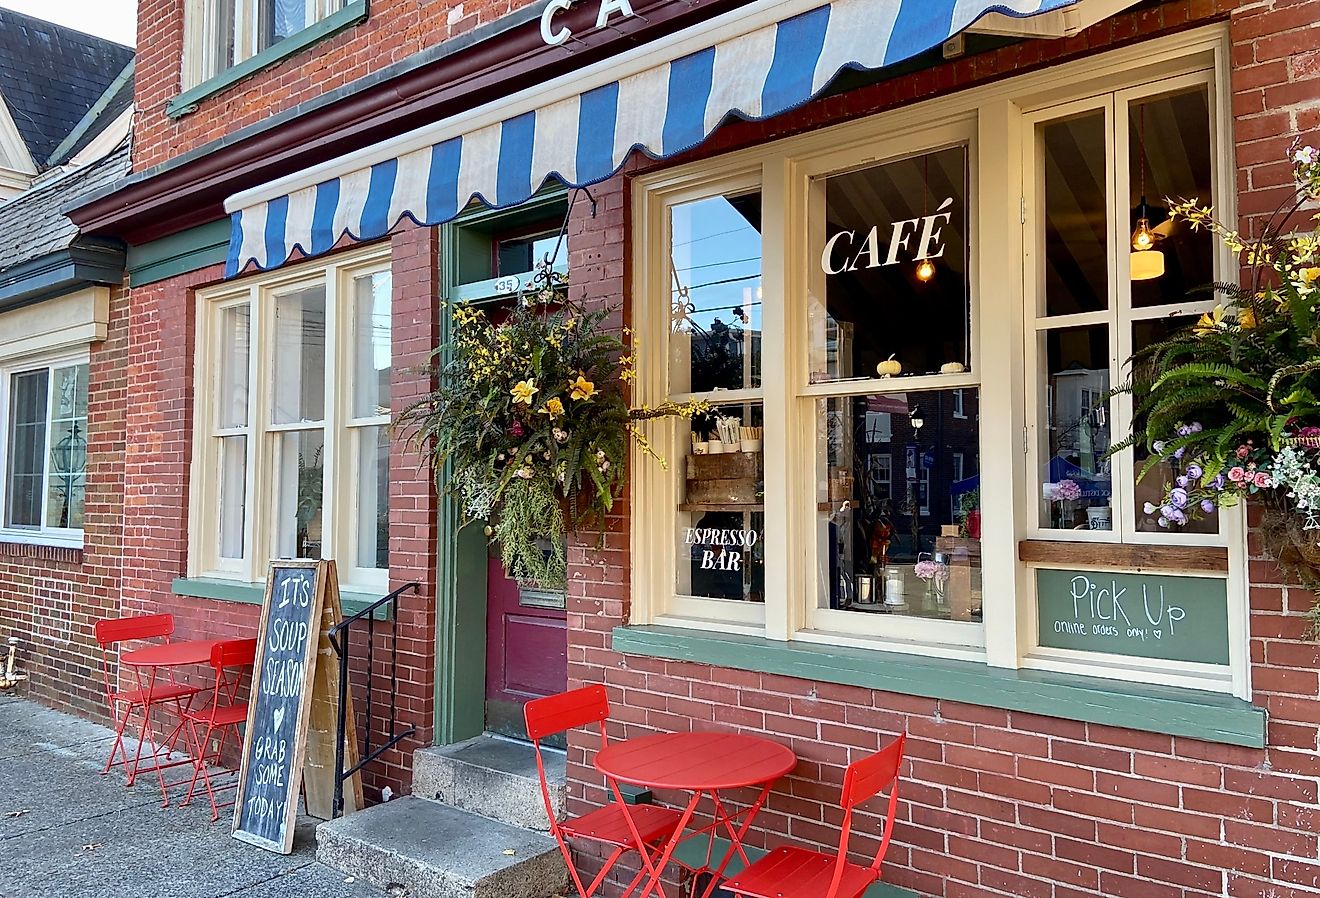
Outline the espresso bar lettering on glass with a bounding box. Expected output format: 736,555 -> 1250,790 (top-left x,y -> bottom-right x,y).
232,561 -> 327,854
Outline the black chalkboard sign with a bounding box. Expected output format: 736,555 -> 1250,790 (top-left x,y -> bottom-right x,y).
232,560 -> 327,854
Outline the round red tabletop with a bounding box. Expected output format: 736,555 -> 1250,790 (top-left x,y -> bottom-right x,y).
595,732 -> 796,791
121,640 -> 218,668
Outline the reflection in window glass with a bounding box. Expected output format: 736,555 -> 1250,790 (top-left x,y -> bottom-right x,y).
816,390 -> 981,621
496,229 -> 562,276
219,435 -> 247,559
676,403 -> 765,603
669,194 -> 762,393
1041,327 -> 1112,530
272,286 -> 326,425
352,272 -> 392,418
1128,88 -> 1214,307
275,430 -> 324,560
357,426 -> 390,569
218,304 -> 250,429
1042,110 -> 1108,316
811,147 -> 970,383
1131,317 -> 1218,534
45,364 -> 88,530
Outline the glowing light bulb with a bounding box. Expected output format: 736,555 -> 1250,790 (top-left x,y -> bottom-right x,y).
915,258 -> 936,282
1131,218 -> 1155,252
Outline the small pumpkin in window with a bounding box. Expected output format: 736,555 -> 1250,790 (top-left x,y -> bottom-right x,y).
876,355 -> 902,378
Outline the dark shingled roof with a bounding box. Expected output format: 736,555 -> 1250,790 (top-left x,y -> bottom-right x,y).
0,9 -> 133,170
0,139 -> 129,274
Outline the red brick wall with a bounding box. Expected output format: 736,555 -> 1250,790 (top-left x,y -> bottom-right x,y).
0,286 -> 128,719
561,5 -> 1320,898
133,0 -> 544,170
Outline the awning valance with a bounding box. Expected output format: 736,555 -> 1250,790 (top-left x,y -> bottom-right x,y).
225,0 -> 1112,276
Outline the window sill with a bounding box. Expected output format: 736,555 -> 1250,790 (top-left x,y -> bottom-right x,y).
612,625 -> 1266,748
167,0 -> 369,118
172,576 -> 390,619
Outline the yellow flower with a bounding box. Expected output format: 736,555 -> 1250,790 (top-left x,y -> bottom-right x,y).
1194,305 -> 1226,335
1238,306 -> 1257,329
1303,267 -> 1320,284
511,379 -> 538,405
540,398 -> 565,419
569,374 -> 598,402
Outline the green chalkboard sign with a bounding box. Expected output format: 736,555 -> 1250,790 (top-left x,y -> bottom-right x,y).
1036,568 -> 1230,665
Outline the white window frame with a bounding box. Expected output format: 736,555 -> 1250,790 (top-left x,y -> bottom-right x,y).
632,25 -> 1249,697
189,245 -> 392,592
0,350 -> 90,548
181,0 -> 345,90
952,389 -> 966,419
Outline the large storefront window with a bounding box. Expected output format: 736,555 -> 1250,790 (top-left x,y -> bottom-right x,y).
192,247 -> 392,590
634,39 -> 1245,694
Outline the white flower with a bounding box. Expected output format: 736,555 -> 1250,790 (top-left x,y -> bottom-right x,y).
1295,146 -> 1317,166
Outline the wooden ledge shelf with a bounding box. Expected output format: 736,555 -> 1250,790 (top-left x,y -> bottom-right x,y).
1018,539 -> 1229,574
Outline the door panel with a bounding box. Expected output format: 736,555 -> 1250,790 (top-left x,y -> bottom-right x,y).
485,556 -> 567,742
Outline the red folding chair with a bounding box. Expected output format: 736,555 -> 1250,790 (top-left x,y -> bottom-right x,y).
721,733 -> 907,898
181,638 -> 256,820
525,686 -> 686,898
94,613 -> 200,784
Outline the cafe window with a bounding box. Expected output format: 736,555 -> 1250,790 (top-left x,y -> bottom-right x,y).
183,0 -> 347,88
1027,78 -> 1223,542
191,246 -> 391,590
0,356 -> 88,545
633,31 -> 1246,694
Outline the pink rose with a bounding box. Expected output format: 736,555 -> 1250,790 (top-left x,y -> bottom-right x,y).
1236,446 -> 1249,459
1253,472 -> 1271,488
1227,467 -> 1247,483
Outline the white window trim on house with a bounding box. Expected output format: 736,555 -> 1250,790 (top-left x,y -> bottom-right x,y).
631,25 -> 1249,698
181,0 -> 345,90
189,244 -> 391,593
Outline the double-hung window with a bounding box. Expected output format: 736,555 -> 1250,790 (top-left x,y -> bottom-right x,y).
633,27 -> 1247,696
184,0 -> 348,87
0,357 -> 88,545
192,247 -> 392,591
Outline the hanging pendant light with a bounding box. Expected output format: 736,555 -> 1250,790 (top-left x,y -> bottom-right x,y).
914,153 -> 936,283
1129,105 -> 1164,282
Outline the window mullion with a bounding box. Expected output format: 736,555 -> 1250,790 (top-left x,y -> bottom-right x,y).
760,156 -> 793,641
1110,96 -> 1139,545
322,266 -> 341,570
248,287 -> 267,580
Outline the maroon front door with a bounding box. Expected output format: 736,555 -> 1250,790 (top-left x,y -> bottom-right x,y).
485,557 -> 568,741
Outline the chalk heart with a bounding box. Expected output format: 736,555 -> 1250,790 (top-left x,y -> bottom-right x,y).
273,707 -> 285,732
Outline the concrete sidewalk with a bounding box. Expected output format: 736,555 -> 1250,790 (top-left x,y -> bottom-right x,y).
0,694 -> 384,898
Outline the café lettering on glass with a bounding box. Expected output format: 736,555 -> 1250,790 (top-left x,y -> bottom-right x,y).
819,196 -> 956,275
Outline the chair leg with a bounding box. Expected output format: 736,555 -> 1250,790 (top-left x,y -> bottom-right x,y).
181,718 -> 207,809
101,699 -> 134,777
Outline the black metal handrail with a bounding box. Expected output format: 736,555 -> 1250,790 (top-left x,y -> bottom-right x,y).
328,581 -> 420,818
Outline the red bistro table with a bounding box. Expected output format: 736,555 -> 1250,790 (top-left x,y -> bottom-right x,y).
120,640 -> 218,806
595,732 -> 796,898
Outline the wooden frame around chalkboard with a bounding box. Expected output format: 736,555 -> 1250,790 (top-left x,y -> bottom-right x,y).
232,559 -> 327,854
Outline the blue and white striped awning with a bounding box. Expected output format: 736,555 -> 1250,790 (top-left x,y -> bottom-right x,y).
225,0 -> 1114,276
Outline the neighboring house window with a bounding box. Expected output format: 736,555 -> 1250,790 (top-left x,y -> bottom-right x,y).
191,246 -> 391,590
632,32 -> 1246,697
0,357 -> 88,544
186,0 -> 347,86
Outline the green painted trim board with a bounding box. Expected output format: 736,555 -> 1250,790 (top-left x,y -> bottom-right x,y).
167,1 -> 368,118
613,626 -> 1265,748
171,576 -> 388,619
127,219 -> 231,286
672,836 -> 916,898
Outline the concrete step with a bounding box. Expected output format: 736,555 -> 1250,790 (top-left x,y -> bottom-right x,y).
317,795 -> 567,898
411,736 -> 564,832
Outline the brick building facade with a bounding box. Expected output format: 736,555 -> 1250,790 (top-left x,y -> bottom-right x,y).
4,0 -> 1312,896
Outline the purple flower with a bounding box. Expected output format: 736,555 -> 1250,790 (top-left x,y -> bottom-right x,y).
1161,504 -> 1176,519
1176,475 -> 1189,488
1174,446 -> 1186,460
1200,499 -> 1216,514
1143,502 -> 1157,515
1177,425 -> 1191,437
1186,463 -> 1203,481
1153,440 -> 1167,454
509,421 -> 525,438
1170,488 -> 1189,509
1168,508 -> 1187,525
1189,422 -> 1203,433
1211,474 -> 1227,490
1157,517 -> 1170,528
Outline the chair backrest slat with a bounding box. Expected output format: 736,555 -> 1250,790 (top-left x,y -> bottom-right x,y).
841,732 -> 905,809
94,613 -> 175,647
524,684 -> 609,741
211,637 -> 257,672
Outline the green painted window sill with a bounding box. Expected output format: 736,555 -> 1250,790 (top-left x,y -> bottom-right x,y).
612,626 -> 1266,748
167,1 -> 368,118
172,576 -> 390,620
